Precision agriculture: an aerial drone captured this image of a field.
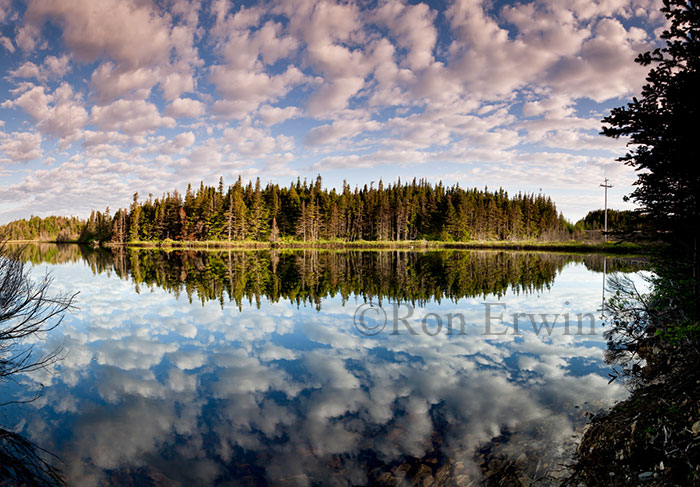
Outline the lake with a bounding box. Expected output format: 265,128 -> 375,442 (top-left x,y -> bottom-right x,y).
3,245 -> 646,486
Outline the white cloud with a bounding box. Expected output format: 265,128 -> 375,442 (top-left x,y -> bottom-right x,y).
0,35 -> 14,52
546,17 -> 649,101
7,55 -> 71,81
23,0 -> 200,101
257,105 -> 302,126
90,62 -> 160,103
164,97 -> 206,118
2,83 -> 88,144
160,131 -> 195,154
305,116 -> 381,146
8,61 -> 41,79
24,0 -> 174,67
374,0 -> 437,70
210,65 -> 306,119
0,131 -> 42,163
92,99 -> 176,135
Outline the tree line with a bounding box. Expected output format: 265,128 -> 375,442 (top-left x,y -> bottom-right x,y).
2,177 -> 575,243
575,209 -> 639,231
0,215 -> 83,242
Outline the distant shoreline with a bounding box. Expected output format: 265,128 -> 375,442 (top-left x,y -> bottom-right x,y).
6,239 -> 650,254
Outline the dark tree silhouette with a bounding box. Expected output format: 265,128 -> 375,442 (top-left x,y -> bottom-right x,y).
602,0 -> 700,315
568,3 -> 700,484
0,240 -> 77,486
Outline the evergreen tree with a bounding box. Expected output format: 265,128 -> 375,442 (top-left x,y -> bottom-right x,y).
129,193 -> 141,242
602,0 -> 700,313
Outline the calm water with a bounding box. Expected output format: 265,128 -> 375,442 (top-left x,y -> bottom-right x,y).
4,245 -> 645,486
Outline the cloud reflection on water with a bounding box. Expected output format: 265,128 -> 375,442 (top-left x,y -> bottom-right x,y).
10,250 -> 640,486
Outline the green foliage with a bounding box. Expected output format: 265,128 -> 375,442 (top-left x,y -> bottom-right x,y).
575,209 -> 640,231
2,178 -> 576,245
0,215 -> 83,241
654,321 -> 700,345
116,177 -> 572,244
79,209 -> 112,243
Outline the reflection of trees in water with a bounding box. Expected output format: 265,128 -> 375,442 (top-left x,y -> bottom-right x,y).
0,430 -> 64,486
580,253 -> 648,273
7,244 -> 639,486
11,242 -> 84,266
20,245 -> 647,308
1,243 -> 76,486
113,249 -> 567,307
111,249 -> 647,308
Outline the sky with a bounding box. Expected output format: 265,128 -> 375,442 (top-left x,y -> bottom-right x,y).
0,0 -> 667,224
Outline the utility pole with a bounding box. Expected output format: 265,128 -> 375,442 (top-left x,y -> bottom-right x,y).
599,178 -> 613,241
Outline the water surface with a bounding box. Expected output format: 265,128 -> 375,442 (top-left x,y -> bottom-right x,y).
5,246 -> 644,486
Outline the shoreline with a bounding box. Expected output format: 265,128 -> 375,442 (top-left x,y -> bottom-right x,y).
6,239 -> 651,254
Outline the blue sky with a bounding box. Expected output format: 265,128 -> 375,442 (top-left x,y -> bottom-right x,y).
0,0 -> 667,223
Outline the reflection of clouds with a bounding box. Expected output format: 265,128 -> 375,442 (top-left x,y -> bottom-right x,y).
96,336 -> 179,370
209,353 -> 296,398
63,396 -> 219,487
97,367 -> 168,402
165,350 -> 207,370
15,259 -> 629,485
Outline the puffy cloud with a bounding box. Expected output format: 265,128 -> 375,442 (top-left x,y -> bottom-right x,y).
92,99 -> 176,135
160,131 -> 195,154
2,83 -> 88,143
207,5 -> 306,119
90,62 -> 161,103
7,61 -> 42,79
257,105 -> 302,126
160,70 -> 196,101
210,65 -> 305,119
15,23 -> 40,51
43,55 -> 71,77
0,131 -> 42,163
222,121 -> 294,158
306,76 -> 366,116
374,0 -> 437,70
164,97 -> 206,118
0,0 -> 14,23
24,0 -> 174,67
546,17 -> 649,101
22,0 -> 200,101
9,55 -> 73,81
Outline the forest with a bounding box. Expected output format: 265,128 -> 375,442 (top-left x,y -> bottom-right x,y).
2,177 -> 578,244
0,215 -> 84,242
575,209 -> 636,230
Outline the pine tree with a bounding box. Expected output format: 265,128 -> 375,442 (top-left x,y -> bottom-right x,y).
602,0 -> 700,313
128,193 -> 141,242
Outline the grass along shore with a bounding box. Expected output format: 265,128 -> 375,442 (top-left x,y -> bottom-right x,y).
8,238 -> 650,254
